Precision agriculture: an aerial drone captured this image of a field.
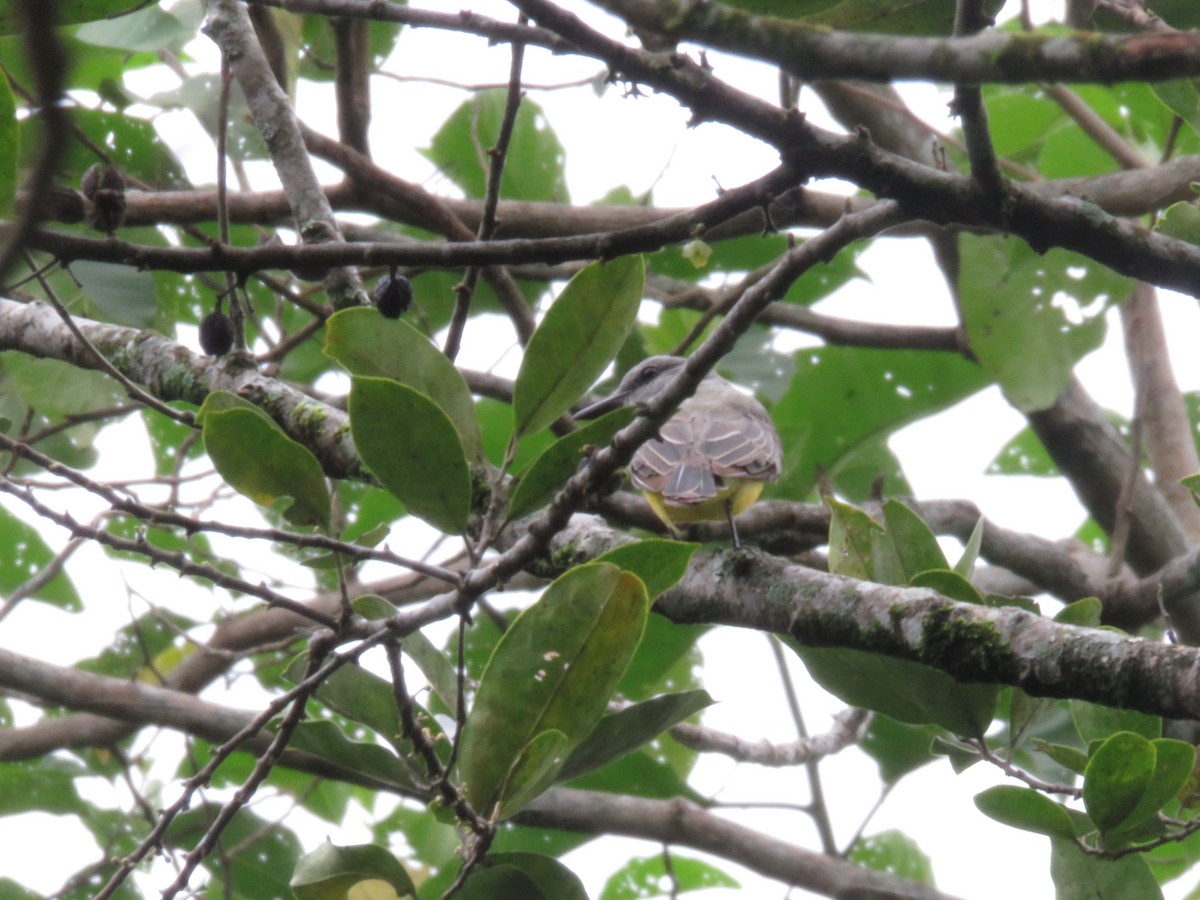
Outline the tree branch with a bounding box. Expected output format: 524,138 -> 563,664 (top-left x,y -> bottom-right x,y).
519,787 -> 962,900
201,0 -> 366,308
589,0 -> 1200,83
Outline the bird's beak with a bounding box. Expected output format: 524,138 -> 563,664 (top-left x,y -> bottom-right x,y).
574,388 -> 630,420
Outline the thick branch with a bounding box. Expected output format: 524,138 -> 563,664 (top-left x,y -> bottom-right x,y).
88,152 -> 1200,236
0,296 -> 363,480
542,515 -> 1200,720
591,0 -> 1200,83
520,788 -> 959,900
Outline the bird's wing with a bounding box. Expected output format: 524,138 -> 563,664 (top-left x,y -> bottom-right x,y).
630,417 -> 718,503
697,408 -> 781,481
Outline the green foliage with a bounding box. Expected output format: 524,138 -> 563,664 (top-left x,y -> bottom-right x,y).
451,852 -> 587,900
199,391 -> 331,529
1082,733 -> 1194,839
557,689 -> 713,782
508,406 -> 634,519
0,71 -> 14,215
290,841 -> 416,900
1050,837 -> 1164,900
958,237 -> 1124,412
848,830 -> 935,884
422,90 -> 568,202
513,255 -> 646,437
349,377 -> 472,534
975,785 -> 1077,839
0,0 -> 142,33
325,308 -> 483,459
457,563 -> 649,816
600,853 -> 739,899
795,499 -> 999,734
772,346 -> 989,499
0,504 -> 81,609
166,804 -> 302,899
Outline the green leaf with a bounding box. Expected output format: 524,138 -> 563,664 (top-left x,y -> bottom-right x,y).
1083,731 -> 1157,834
497,729 -> 570,818
286,720 -> 419,791
0,758 -> 87,816
909,569 -> 985,605
830,431 -> 914,502
984,86 -> 1065,158
558,689 -> 714,782
1050,835 -> 1164,900
1072,700 -> 1161,744
1150,80 -> 1200,139
847,830 -> 935,885
167,804 -> 301,899
0,0 -> 144,33
509,406 -> 634,519
959,236 -> 1125,412
476,854 -> 588,900
457,563 -> 650,816
3,353 -> 122,433
450,866 -> 544,900
616,614 -> 707,701
882,499 -> 949,579
1083,734 -> 1195,837
1055,597 -> 1104,628
774,346 -> 989,499
199,395 -> 331,529
422,91 -> 568,202
600,853 -> 738,900
78,610 -> 196,679
986,424 -> 1060,476
0,71 -> 14,214
512,255 -> 645,436
975,785 -> 1077,838
402,629 -> 461,716
291,841 -> 416,900
349,377 -> 472,534
595,539 -> 698,600
284,657 -> 403,751
325,308 -> 482,458
826,498 -> 898,583
74,2 -> 197,53
567,744 -> 703,803
1156,202 -> 1200,246
787,641 -> 998,736
1148,0 -> 1200,29
954,516 -> 984,579
0,505 -> 81,610
1038,121 -> 1121,180
445,852 -> 589,900
1127,738 -> 1195,831
859,714 -> 942,784
0,879 -> 40,900
1033,740 -> 1090,776
31,106 -> 186,187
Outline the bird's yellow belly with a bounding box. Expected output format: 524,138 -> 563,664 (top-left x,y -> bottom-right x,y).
643,479 -> 765,526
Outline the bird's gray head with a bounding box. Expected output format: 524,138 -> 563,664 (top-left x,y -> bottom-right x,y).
576,355 -> 688,419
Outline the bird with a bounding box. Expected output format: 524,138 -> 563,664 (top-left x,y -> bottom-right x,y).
576,355 -> 782,547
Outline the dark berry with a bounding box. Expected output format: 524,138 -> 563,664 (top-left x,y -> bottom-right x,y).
372,273 -> 412,319
199,312 -> 236,357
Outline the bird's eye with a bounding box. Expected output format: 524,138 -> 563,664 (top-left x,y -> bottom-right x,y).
639,366 -> 659,381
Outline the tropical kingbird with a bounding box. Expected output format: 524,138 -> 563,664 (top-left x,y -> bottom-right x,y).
576,355 -> 782,546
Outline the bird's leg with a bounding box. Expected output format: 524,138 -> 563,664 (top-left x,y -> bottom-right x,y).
725,500 -> 742,549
